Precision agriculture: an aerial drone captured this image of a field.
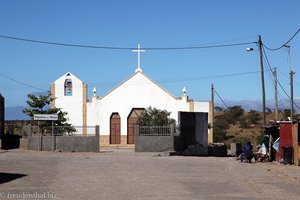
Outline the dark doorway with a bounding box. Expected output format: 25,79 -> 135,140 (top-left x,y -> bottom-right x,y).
110,113 -> 121,144
127,108 -> 144,144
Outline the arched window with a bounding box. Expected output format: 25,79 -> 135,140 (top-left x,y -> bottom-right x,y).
64,79 -> 73,96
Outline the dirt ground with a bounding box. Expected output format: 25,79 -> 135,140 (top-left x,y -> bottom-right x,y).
0,148 -> 300,200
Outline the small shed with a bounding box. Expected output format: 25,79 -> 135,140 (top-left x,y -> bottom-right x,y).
279,122 -> 293,164
292,122 -> 300,166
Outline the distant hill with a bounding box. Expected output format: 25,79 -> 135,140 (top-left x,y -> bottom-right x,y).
215,99 -> 300,113
5,106 -> 30,120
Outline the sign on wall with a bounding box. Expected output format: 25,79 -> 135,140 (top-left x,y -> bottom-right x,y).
34,114 -> 58,121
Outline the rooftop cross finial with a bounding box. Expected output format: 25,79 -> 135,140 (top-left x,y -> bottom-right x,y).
182,87 -> 187,96
132,44 -> 146,73
93,87 -> 97,97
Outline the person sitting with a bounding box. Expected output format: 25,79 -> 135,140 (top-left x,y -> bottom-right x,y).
243,142 -> 253,163
255,144 -> 268,162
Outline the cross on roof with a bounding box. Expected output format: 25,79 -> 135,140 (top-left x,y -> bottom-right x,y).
132,44 -> 146,72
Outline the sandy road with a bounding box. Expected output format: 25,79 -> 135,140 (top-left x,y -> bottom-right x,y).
0,149 -> 300,200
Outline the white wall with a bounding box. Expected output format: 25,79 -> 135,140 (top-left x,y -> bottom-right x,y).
53,71 -> 210,136
86,72 -> 210,136
54,72 -> 84,127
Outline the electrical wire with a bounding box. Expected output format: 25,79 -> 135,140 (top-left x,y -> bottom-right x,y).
0,73 -> 49,92
156,70 -> 262,83
275,92 -> 290,111
0,69 -> 265,90
277,68 -> 290,80
140,42 -> 257,50
263,28 -> 300,51
214,90 -> 229,109
278,92 -> 288,110
0,35 -> 256,51
262,47 -> 300,110
277,68 -> 300,88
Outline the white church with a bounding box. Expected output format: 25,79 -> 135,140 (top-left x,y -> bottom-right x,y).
51,47 -> 212,146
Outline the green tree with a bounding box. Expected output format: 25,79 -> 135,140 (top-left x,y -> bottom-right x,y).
239,116 -> 249,129
282,108 -> 298,120
224,106 -> 244,125
138,106 -> 176,126
239,110 -> 261,128
23,93 -> 75,135
213,115 -> 229,142
247,110 -> 261,125
214,106 -> 224,112
266,107 -> 272,113
23,94 -> 51,116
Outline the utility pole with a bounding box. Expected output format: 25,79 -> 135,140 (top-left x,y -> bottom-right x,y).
210,83 -> 214,144
258,35 -> 266,127
285,45 -> 295,121
273,67 -> 279,121
290,70 -> 295,121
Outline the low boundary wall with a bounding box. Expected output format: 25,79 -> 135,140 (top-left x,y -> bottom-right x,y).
135,125 -> 174,152
21,125 -> 99,152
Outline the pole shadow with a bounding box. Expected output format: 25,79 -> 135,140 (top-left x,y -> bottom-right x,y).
0,173 -> 27,184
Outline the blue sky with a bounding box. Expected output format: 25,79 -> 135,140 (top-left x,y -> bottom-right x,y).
0,0 -> 299,110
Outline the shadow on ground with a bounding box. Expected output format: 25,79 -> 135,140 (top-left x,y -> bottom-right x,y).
0,173 -> 27,184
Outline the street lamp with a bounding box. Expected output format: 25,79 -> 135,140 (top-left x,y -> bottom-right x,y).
247,35 -> 266,128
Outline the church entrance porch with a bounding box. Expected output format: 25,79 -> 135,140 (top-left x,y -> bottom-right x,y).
127,108 -> 144,144
110,113 -> 121,144
99,135 -> 131,147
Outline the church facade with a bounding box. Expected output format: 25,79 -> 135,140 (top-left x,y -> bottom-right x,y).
51,69 -> 212,146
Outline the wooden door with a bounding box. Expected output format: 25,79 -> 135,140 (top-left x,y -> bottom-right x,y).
127,108 -> 144,144
110,113 -> 121,144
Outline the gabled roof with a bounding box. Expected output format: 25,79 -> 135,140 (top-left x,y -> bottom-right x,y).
98,71 -> 178,100
53,72 -> 84,84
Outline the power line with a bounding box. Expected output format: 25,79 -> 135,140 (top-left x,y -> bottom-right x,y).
0,35 -> 256,51
214,90 -> 229,109
0,73 -> 49,92
81,70 -> 263,87
140,42 -> 257,50
263,47 -> 289,96
278,93 -> 286,110
277,68 -> 290,80
277,68 -> 300,88
157,70 -> 263,83
263,28 -> 300,51
262,47 -> 300,110
0,69 -> 265,90
261,49 -> 300,113
85,70 -> 262,85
